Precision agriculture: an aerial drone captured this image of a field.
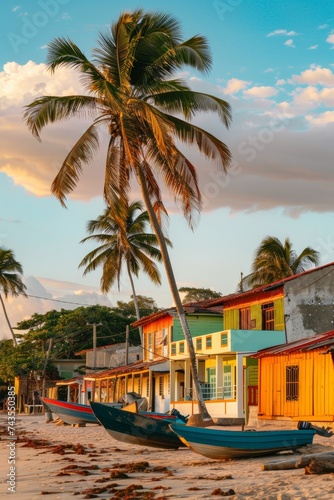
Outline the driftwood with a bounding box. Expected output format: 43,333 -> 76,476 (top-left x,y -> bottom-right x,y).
262,452 -> 334,471
305,457 -> 334,475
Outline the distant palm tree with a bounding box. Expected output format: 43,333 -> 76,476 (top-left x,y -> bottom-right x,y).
0,247 -> 27,345
24,9 -> 232,420
241,236 -> 320,289
79,200 -> 171,344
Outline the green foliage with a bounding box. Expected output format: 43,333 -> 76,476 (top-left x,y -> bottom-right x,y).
116,295 -> 160,318
240,235 -> 320,290
179,287 -> 222,304
0,298 -> 156,380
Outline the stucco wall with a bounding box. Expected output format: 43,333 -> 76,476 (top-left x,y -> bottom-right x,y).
284,265 -> 334,341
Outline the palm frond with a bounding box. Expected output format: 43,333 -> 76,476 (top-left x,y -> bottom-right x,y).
23,95 -> 98,140
51,123 -> 100,206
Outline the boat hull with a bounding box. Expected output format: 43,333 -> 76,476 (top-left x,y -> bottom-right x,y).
169,423 -> 316,460
41,397 -> 99,425
90,402 -> 186,449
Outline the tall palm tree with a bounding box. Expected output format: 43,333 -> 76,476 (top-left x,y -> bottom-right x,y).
24,9 -> 232,420
0,247 -> 27,346
241,236 -> 320,289
79,199 -> 171,345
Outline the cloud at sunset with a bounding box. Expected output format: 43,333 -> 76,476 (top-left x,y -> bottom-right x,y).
1,60 -> 334,218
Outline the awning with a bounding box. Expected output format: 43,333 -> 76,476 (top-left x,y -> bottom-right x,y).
149,361 -> 170,373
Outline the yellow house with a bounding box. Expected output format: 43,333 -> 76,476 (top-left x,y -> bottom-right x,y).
253,330 -> 334,426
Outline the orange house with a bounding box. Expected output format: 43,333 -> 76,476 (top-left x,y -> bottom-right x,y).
253,330 -> 334,426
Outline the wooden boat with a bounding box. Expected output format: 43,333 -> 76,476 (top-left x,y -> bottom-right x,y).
90,401 -> 187,449
41,397 -> 123,425
42,397 -> 187,427
169,422 -> 318,460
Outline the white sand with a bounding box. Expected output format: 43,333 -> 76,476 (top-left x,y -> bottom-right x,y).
1,413 -> 334,499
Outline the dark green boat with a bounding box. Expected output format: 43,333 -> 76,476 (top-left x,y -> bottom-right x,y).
90,401 -> 187,449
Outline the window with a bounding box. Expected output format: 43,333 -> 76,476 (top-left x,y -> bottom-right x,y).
196,338 -> 202,351
206,336 -> 212,349
286,365 -> 299,401
221,333 -> 228,346
147,331 -> 155,359
171,343 -> 176,355
262,302 -> 275,330
179,342 -> 185,354
223,364 -> 232,399
239,307 -> 251,329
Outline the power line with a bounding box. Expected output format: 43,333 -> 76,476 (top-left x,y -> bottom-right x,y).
22,293 -> 96,307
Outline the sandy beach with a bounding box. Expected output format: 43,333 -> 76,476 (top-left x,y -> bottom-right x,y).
1,413 -> 334,499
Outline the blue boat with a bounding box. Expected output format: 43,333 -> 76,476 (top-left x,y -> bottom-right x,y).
169,422 -> 317,460
90,402 -> 187,449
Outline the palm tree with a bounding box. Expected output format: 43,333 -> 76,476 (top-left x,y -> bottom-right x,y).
0,247 -> 27,346
23,9 -> 232,420
79,199 -> 171,345
241,236 -> 320,289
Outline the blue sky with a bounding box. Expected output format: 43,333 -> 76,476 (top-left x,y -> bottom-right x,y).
1,0 -> 334,339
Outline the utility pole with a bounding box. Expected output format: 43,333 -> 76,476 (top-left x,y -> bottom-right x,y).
87,323 -> 102,369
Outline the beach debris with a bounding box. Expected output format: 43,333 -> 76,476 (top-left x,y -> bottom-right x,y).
20,437 -> 51,449
304,456 -> 334,474
110,470 -> 130,479
262,451 -> 334,471
211,487 -> 236,496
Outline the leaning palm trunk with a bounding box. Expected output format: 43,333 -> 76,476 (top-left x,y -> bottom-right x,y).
126,260 -> 143,347
136,168 -> 211,420
0,294 -> 17,346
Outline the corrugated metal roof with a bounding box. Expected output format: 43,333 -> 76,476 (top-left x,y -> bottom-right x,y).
253,330 -> 334,357
131,262 -> 334,325
131,304 -> 223,327
83,358 -> 165,379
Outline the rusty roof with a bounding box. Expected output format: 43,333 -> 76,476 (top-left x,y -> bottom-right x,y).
131,262 -> 334,326
83,358 -> 167,379
253,330 -> 334,357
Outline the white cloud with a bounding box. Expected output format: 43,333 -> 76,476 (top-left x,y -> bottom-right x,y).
326,34 -> 334,45
292,66 -> 334,86
284,39 -> 295,48
309,45 -> 318,50
0,276 -> 113,341
306,111 -> 334,125
222,78 -> 250,95
243,86 -> 278,98
266,29 -> 297,37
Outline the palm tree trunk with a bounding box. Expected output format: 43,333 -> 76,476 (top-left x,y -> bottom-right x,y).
136,168 -> 211,420
0,294 -> 17,346
126,261 -> 143,347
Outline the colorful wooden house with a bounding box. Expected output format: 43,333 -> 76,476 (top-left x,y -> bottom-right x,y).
253,330 -> 334,426
133,262 -> 334,421
81,358 -> 172,410
132,306 -> 224,413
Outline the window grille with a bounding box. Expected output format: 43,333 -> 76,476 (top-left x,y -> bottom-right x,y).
286,365 -> 299,401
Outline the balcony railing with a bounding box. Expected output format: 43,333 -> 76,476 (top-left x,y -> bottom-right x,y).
185,384 -> 236,401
